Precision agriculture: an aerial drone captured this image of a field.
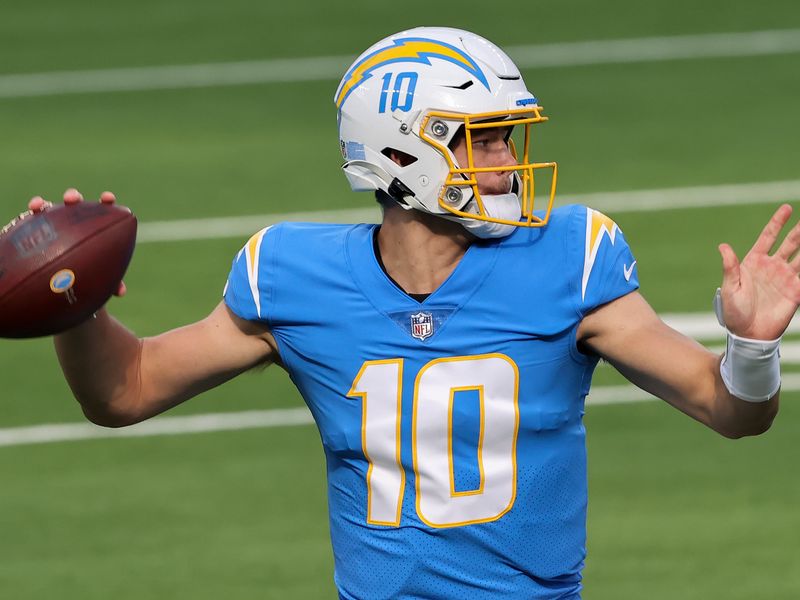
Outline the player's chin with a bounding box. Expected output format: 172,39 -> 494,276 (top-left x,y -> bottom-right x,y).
476,177 -> 513,196
479,185 -> 513,196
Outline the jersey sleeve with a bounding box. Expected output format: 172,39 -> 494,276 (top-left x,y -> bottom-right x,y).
223,225 -> 275,323
571,206 -> 639,315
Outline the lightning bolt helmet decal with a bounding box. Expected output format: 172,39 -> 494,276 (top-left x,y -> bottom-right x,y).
335,37 -> 490,110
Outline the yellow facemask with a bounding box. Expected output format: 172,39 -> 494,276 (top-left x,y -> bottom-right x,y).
419,106 -> 558,228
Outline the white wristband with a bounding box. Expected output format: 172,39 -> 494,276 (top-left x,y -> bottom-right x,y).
720,331 -> 781,402
714,288 -> 781,402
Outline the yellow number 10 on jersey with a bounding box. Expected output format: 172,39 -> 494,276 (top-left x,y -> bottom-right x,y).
348,354 -> 520,528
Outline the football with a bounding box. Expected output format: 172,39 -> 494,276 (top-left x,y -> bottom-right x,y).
0,201 -> 137,338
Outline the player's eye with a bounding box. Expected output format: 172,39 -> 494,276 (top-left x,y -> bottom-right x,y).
472,135 -> 496,148
472,128 -> 510,149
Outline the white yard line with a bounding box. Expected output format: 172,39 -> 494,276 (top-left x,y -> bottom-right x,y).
662,312 -> 800,340
1,29 -> 799,98
0,408 -> 314,448
138,208 -> 380,242
7,178 -> 800,448
4,372 -> 800,448
588,373 -> 800,406
137,179 -> 800,243
505,29 -> 800,68
3,314 -> 800,449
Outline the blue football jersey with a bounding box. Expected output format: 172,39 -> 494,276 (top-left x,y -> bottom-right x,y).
224,204 -> 639,599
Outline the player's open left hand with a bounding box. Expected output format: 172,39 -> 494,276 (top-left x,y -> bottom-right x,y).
718,203 -> 800,340
28,188 -> 127,297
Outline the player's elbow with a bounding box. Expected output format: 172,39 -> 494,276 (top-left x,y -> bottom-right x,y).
80,402 -> 144,428
717,423 -> 771,440
715,404 -> 779,439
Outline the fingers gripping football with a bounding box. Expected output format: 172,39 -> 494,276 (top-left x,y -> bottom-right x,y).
28,196 -> 53,213
0,189 -> 136,338
29,189 -> 126,297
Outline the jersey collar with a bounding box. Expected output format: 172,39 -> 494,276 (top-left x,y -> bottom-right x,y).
345,223 -> 500,313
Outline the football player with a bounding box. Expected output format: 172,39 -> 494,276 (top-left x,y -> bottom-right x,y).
33,27 -> 800,599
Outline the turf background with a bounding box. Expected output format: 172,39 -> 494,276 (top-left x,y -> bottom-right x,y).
1,1 -> 799,597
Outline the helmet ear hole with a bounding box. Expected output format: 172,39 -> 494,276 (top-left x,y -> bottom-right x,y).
381,147 -> 418,167
447,126 -> 466,152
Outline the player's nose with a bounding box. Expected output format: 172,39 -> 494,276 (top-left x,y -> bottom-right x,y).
492,144 -> 518,175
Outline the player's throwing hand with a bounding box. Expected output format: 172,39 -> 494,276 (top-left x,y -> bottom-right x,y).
28,188 -> 127,297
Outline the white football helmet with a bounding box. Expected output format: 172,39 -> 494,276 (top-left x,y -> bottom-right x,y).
335,26 -> 558,238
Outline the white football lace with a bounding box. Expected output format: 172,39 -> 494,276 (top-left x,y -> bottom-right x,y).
0,207 -> 45,236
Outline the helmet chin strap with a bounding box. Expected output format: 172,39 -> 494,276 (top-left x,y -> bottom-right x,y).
396,173 -> 522,239
440,172 -> 522,239
456,193 -> 521,239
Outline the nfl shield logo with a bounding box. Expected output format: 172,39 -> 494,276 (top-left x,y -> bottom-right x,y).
410,311 -> 434,341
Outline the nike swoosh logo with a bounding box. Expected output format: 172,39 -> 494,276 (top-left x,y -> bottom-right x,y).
624,261 -> 637,281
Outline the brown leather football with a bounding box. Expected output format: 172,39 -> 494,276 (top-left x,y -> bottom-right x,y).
0,202 -> 137,338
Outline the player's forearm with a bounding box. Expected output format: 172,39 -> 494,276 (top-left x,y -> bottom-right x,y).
602,329 -> 778,438
708,356 -> 780,439
651,351 -> 779,438
54,309 -> 145,427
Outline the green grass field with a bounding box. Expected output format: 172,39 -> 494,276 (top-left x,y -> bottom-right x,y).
1,1 -> 800,597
